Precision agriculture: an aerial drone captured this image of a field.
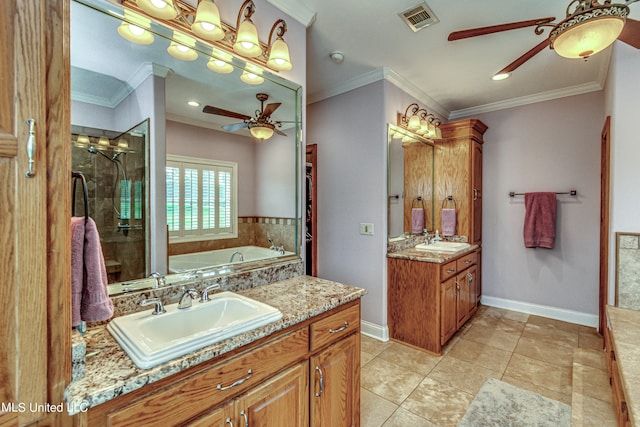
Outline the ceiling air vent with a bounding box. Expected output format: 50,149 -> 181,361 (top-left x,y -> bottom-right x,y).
398,2 -> 439,32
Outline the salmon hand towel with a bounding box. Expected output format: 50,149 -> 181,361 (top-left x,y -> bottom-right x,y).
411,208 -> 425,234
442,208 -> 456,236
523,192 -> 557,249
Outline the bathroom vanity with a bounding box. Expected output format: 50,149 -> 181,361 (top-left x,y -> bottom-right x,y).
66,277 -> 365,426
387,245 -> 480,354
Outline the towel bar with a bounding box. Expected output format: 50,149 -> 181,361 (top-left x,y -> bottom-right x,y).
509,190 -> 577,198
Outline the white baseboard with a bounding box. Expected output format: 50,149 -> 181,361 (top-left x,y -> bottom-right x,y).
481,296 -> 599,328
360,320 -> 389,342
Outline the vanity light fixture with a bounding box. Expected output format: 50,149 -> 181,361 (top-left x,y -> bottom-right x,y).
167,32 -> 198,61
266,19 -> 292,71
137,0 -> 177,20
117,10 -> 155,45
98,137 -> 110,146
240,67 -> 264,85
77,134 -> 90,145
233,0 -> 262,58
398,103 -> 443,140
191,0 -> 225,42
206,49 -> 234,74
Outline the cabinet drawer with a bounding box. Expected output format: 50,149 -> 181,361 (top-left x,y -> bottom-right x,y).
440,260 -> 457,281
107,327 -> 309,427
456,252 -> 477,271
311,304 -> 360,352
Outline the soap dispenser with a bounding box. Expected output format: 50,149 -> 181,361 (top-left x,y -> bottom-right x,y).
434,230 -> 441,242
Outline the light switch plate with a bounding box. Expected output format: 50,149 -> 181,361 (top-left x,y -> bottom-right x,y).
359,223 -> 374,235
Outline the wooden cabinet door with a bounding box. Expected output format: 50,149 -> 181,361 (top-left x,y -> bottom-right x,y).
471,140 -> 483,245
310,334 -> 359,427
189,401 -> 234,427
456,266 -> 478,329
237,361 -> 309,427
440,277 -> 457,345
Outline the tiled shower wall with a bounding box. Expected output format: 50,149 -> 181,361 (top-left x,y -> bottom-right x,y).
617,233 -> 640,310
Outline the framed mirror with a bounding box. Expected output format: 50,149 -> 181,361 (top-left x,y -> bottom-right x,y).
387,124 -> 434,241
615,232 -> 640,310
71,0 -> 302,296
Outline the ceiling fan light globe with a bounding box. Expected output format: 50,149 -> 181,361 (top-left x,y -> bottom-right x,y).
234,20 -> 262,57
137,0 -> 177,20
250,125 -> 274,141
552,16 -> 625,59
192,0 -> 225,42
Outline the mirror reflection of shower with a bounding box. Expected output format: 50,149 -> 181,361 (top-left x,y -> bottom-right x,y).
71,120 -> 150,283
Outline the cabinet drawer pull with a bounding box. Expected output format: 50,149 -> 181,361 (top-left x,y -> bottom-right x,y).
226,418 -> 234,427
464,259 -> 473,264
25,118 -> 36,178
446,268 -> 456,273
329,321 -> 349,333
315,366 -> 324,397
217,369 -> 253,391
240,410 -> 249,427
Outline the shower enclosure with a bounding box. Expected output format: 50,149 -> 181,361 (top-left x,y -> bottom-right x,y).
71,120 -> 149,283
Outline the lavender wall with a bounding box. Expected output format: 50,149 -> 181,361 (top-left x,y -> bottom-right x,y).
473,91 -> 604,322
605,42 -> 640,305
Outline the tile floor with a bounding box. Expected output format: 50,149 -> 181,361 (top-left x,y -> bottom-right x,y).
360,305 -> 616,427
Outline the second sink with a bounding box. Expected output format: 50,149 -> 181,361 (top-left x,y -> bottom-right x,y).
107,291 -> 283,369
415,241 -> 471,253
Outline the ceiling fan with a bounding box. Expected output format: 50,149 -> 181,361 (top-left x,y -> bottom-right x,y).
203,93 -> 287,141
448,0 -> 640,79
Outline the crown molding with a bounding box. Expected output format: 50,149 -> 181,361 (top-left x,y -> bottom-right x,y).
382,68 -> 449,118
448,81 -> 604,120
266,0 -> 316,27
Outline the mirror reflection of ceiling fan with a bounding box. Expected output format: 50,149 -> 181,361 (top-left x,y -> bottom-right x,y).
448,0 -> 640,80
203,93 -> 289,141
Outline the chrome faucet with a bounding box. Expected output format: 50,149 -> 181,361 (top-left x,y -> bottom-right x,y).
149,272 -> 165,288
140,297 -> 165,315
178,288 -> 199,309
268,238 -> 285,255
200,283 -> 221,303
229,251 -> 244,263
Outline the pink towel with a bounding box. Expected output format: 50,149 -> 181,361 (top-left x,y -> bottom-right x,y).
411,208 -> 424,234
442,208 -> 456,236
71,217 -> 114,326
524,192 -> 557,249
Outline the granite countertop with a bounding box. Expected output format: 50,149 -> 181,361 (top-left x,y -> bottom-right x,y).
606,306 -> 640,426
64,276 -> 366,415
387,244 -> 479,263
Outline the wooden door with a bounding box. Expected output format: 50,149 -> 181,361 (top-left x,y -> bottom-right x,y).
440,277 -> 457,345
238,361 -> 309,427
310,334 -> 359,427
1,1 -> 69,425
189,401 -> 234,427
599,117 -> 610,336
471,140 -> 483,245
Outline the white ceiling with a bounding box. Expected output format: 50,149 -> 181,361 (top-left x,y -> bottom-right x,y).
302,0 -> 639,118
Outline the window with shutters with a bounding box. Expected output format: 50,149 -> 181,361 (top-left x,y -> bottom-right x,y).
166,155 -> 238,242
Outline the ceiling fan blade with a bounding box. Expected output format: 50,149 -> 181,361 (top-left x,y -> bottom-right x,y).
261,102 -> 281,118
203,105 -> 251,121
448,17 -> 555,41
222,122 -> 250,132
618,18 -> 640,49
495,39 -> 549,75
274,128 -> 287,136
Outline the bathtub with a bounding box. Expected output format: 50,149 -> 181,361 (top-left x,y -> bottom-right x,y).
169,245 -> 295,273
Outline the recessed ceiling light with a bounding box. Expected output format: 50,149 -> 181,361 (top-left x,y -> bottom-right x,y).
492,72 -> 510,81
187,101 -> 200,107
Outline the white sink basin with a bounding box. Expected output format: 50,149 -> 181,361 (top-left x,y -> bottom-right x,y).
107,291 -> 283,369
415,241 -> 471,253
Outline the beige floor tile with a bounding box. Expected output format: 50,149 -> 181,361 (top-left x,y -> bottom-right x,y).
500,375 -> 572,405
571,392 -> 617,427
360,388 -> 398,427
572,363 -> 613,403
573,348 -> 608,371
401,377 -> 474,426
382,408 -> 437,427
527,314 -> 593,335
503,353 -> 572,395
513,335 -> 575,368
579,331 -> 604,350
460,322 -> 522,352
471,314 -> 527,334
520,323 -> 579,349
377,342 -> 442,376
361,357 -> 425,405
477,305 -> 530,323
428,356 -> 502,395
441,333 -> 461,354
447,338 -> 512,373
361,350 -> 375,366
361,335 -> 393,357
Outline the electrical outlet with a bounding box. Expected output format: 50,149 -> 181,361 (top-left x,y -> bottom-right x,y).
359,223 -> 374,235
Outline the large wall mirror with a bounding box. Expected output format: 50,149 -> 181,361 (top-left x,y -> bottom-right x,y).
71,0 -> 302,296
616,232 -> 640,310
387,124 -> 434,241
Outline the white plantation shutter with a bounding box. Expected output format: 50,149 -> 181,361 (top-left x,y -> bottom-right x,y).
166,156 -> 237,241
